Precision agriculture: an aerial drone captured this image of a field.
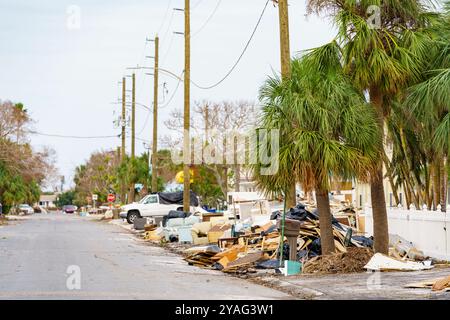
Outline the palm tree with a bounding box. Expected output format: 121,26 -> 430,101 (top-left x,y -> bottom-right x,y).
306,0 -> 437,253
406,1 -> 450,211
255,44 -> 380,255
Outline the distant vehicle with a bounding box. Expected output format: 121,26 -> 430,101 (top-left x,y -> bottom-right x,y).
120,191 -> 205,224
18,204 -> 34,215
62,205 -> 76,214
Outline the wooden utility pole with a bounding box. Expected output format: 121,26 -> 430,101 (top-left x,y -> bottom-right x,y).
121,77 -> 126,162
277,0 -> 295,208
121,77 -> 127,203
151,36 -> 159,193
278,0 -> 291,79
129,73 -> 136,203
183,0 -> 191,212
131,73 -> 136,159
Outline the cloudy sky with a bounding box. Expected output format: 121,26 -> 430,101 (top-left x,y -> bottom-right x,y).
0,0 -> 335,190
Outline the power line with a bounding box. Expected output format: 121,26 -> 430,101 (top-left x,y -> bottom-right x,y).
191,0 -> 270,90
192,0 -> 204,10
157,0 -> 173,34
28,130 -> 119,140
159,71 -> 184,109
191,0 -> 222,38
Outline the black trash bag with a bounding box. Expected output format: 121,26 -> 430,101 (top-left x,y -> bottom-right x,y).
309,238 -> 322,255
158,190 -> 199,207
213,262 -> 224,270
256,259 -> 281,269
297,250 -> 309,261
270,210 -> 282,220
162,210 -> 189,227
309,208 -> 345,231
286,203 -> 316,222
281,243 -> 290,261
261,224 -> 277,236
352,235 -> 374,248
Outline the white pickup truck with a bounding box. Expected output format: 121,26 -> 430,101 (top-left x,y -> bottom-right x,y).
120,192 -> 204,224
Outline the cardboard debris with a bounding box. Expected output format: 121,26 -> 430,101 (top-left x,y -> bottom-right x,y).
364,253 -> 434,271
223,252 -> 265,273
405,275 -> 450,292
432,275 -> 450,291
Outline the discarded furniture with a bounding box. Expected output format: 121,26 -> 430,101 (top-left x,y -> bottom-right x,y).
208,223 -> 232,244
191,222 -> 212,245
202,213 -> 223,222
133,218 -> 147,230
163,215 -> 200,242
277,218 -> 302,261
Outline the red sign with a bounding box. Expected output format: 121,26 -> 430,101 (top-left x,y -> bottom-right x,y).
107,194 -> 116,203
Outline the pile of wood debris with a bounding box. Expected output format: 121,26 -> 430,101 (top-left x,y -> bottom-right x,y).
302,247 -> 374,274
406,275 -> 450,292
184,239 -> 277,274
183,209 -> 374,274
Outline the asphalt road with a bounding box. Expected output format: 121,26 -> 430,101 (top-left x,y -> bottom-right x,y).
0,213 -> 289,300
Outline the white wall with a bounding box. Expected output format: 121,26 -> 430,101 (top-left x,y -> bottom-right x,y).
364,206 -> 450,261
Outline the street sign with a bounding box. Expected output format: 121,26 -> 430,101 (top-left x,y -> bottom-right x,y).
92,194 -> 98,201
107,194 -> 116,203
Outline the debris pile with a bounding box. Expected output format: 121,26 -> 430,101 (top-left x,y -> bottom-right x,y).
364,253 -> 434,271
389,234 -> 426,261
302,247 -> 373,274
406,274 -> 450,292
181,204 -> 374,274
272,204 -> 373,260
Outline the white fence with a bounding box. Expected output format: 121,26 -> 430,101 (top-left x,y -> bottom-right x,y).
364,206 -> 450,261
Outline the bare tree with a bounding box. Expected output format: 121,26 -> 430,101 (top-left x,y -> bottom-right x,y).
165,100 -> 258,196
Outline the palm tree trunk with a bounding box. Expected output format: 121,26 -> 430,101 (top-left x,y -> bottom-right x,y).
440,157 -> 447,212
432,159 -> 440,211
234,164 -> 240,192
315,187 -> 335,255
369,86 -> 389,254
285,182 -> 296,209
424,164 -> 432,210
382,152 -> 400,206
129,185 -> 135,203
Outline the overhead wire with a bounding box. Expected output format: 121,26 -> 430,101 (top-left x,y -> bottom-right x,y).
190,0 -> 270,90
191,0 -> 222,38
28,130 -> 119,140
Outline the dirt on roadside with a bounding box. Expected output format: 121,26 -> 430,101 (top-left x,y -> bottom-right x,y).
302,247 -> 374,275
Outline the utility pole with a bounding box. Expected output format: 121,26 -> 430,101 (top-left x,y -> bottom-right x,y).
278,0 -> 291,80
277,0 -> 295,208
131,73 -> 136,159
121,77 -> 126,162
129,73 -> 136,203
183,0 -> 191,213
151,36 -> 159,193
121,77 -> 126,203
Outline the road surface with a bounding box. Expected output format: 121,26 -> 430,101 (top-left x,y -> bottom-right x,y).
0,213 -> 289,300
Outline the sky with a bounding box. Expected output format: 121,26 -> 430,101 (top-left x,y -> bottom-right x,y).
0,0 -> 335,190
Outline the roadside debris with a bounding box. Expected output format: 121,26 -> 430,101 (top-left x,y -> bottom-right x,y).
131,200 -> 440,277
303,247 -> 373,274
364,253 -> 433,271
405,274 -> 450,292
389,234 -> 426,261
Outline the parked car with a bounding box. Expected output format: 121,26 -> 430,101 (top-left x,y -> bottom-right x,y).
120,191 -> 206,224
18,204 -> 34,215
62,205 -> 76,214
